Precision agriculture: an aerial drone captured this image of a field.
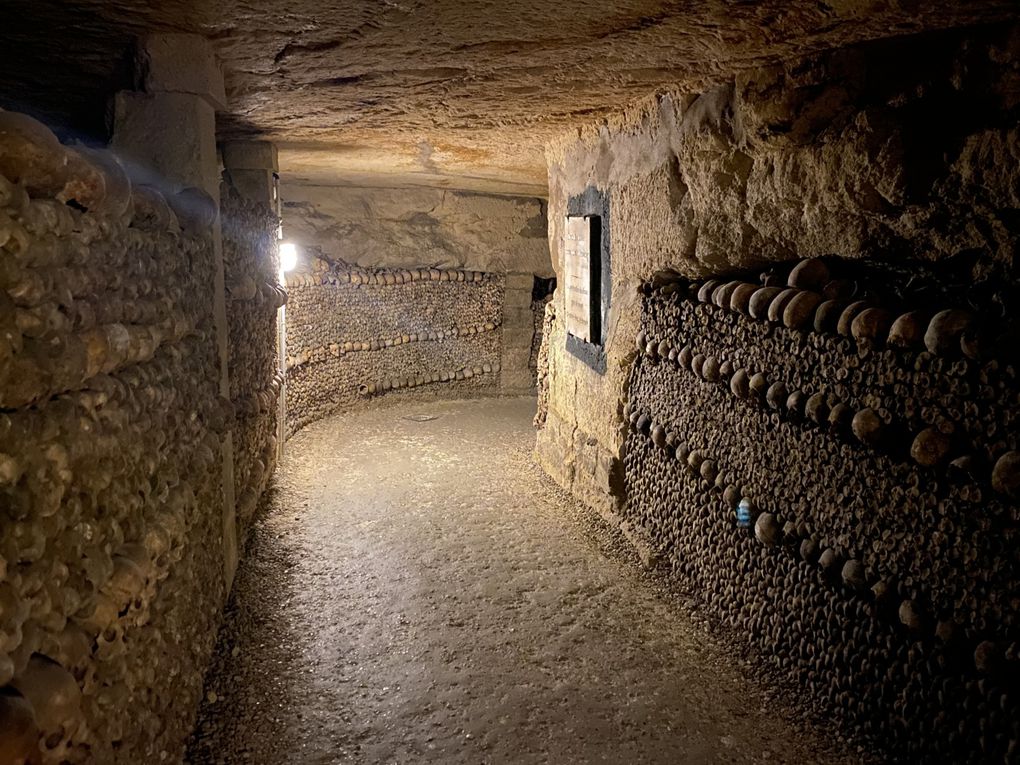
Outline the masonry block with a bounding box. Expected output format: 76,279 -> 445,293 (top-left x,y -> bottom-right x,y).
140,33 -> 227,109
112,92 -> 219,196
223,141 -> 280,172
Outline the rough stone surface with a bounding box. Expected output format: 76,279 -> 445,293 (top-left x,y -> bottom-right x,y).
549,23 -> 1020,278
138,33 -> 226,108
223,140 -> 278,206
538,21 -> 1020,513
2,2 -> 1018,192
110,30 -> 225,199
282,184 -> 551,275
499,273 -> 540,392
188,397 -> 862,764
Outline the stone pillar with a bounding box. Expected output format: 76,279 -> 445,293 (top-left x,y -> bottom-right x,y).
501,272 -> 536,392
221,141 -> 286,464
222,141 -> 279,208
111,34 -> 240,592
111,34 -> 226,197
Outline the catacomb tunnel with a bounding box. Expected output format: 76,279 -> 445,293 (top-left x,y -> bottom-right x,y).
1,2 -> 1019,763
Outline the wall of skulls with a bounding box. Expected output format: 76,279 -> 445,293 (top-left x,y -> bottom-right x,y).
220,182 -> 282,541
528,295 -> 552,388
0,110 -> 239,763
285,259 -> 505,435
624,258 -> 1019,761
533,300 -> 555,429
537,22 -> 1020,517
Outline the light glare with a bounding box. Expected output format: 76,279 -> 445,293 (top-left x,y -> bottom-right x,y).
280,242 -> 299,272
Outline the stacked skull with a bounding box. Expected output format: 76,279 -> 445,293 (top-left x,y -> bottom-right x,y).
221,181 -> 282,540
622,256 -> 1020,762
0,110 -> 232,763
284,257 -> 507,435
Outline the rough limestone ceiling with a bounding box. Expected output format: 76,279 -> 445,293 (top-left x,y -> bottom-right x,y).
2,0 -> 1018,193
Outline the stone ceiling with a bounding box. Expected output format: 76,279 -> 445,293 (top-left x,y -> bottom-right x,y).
2,0 -> 1018,196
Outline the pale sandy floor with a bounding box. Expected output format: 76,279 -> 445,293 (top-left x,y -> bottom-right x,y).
187,397 -> 857,764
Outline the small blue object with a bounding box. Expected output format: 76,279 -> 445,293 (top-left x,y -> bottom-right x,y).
736,499 -> 752,528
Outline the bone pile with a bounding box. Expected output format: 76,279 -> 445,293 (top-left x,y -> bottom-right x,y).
529,294 -> 552,388
624,257 -> 1020,761
0,110 -> 246,762
284,257 -> 505,435
221,182 -> 282,540
533,300 -> 556,429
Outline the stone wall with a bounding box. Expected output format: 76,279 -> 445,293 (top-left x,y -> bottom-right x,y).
284,258 -> 507,435
534,21 -> 1020,758
536,20 -> 1020,521
0,110 -> 277,763
221,181 -> 283,543
281,184 -> 552,275
623,261 -> 1019,760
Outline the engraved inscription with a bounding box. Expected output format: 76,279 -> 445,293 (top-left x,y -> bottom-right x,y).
564,215 -> 592,343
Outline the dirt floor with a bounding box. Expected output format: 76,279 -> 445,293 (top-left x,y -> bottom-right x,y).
187,397 -> 861,764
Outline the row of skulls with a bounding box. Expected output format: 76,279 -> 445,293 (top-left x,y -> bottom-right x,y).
619,257 -> 1019,761
284,261 -> 506,435
287,320 -> 501,370
0,108 -> 241,763
285,259 -> 505,356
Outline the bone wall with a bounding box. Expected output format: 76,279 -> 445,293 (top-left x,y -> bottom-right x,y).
529,294 -> 552,387
534,21 -> 1020,759
533,299 -> 555,430
624,262 -> 1019,761
537,20 -> 1020,523
0,110 -> 262,763
284,259 -> 507,435
221,181 -> 283,542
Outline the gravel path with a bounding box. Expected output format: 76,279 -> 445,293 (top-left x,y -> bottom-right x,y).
187,397 -> 855,764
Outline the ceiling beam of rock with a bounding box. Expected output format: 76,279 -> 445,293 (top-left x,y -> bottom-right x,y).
2,0 -> 1018,194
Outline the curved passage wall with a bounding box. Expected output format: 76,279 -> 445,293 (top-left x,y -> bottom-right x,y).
284,261 -> 512,436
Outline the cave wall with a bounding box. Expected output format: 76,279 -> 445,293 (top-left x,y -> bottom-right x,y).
221,181 -> 283,543
534,21 -> 1020,759
0,111 -> 277,763
280,184 -> 552,435
537,20 -> 1020,516
281,184 -> 552,276
284,257 -> 510,436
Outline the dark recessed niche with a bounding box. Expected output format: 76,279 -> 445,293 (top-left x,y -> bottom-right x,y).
532,275 -> 557,301
564,187 -> 610,374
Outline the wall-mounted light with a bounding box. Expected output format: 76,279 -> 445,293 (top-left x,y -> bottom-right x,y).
280,242 -> 299,272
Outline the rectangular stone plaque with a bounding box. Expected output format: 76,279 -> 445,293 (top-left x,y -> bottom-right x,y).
564,189 -> 609,374
564,215 -> 593,343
